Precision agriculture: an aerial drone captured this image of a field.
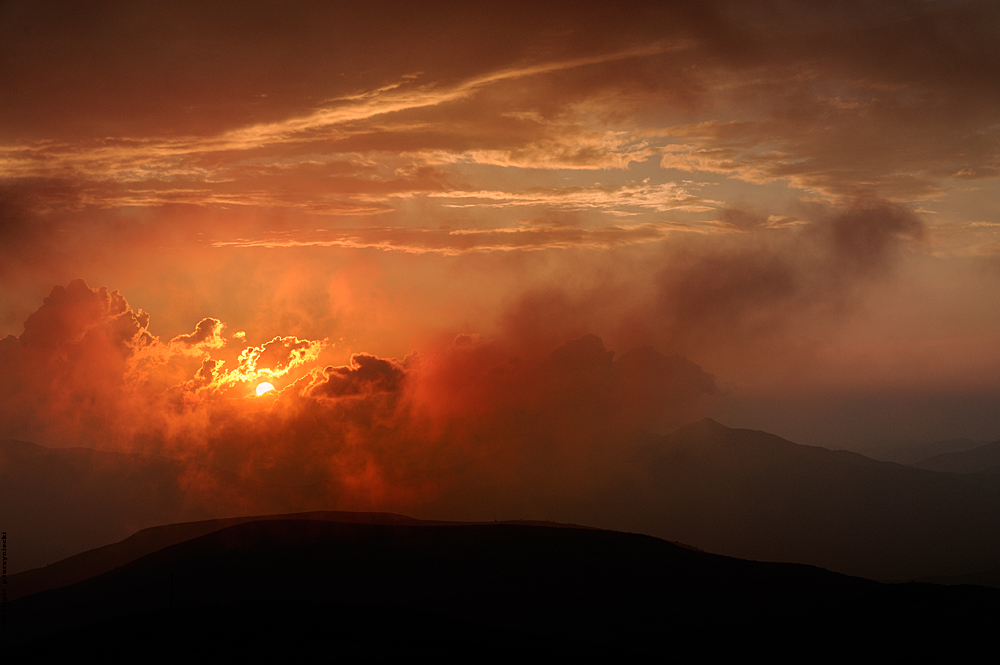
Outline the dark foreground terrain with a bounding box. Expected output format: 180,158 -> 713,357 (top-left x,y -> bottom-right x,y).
5,515 -> 999,659
10,420 -> 1000,581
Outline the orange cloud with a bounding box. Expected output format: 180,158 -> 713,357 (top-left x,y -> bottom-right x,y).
211,222 -> 701,255
306,354 -> 407,401
0,279 -> 718,510
2,0 -> 999,470
170,317 -> 226,349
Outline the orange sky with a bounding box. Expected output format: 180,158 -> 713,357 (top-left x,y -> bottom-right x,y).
2,0 -> 999,504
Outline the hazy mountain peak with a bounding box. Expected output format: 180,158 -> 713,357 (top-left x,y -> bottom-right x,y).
670,417 -> 732,437
912,438 -> 1000,475
0,439 -> 48,453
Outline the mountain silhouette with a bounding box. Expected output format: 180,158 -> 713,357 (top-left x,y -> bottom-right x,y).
0,438 -> 327,572
6,518 -> 999,658
912,438 -> 1000,474
7,419 -> 1000,581
858,437 -> 985,464
610,418 -> 1000,579
6,511 -> 444,601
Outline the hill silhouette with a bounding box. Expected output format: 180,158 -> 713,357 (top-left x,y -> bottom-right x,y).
912,438 -> 1000,474
7,420 -> 1000,581
607,418 -> 1000,579
6,511 -> 447,601
0,438 -> 326,572
6,518 -> 999,658
919,566 -> 1000,588
856,437 -> 984,464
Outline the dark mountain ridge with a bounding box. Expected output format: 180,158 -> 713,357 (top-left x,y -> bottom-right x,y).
912,437 -> 1000,474
856,436 -> 985,465
0,437 -> 327,572
7,419 -> 1000,581
7,509 -> 590,602
612,418 -> 1000,579
7,518 -> 1000,658
6,511 -> 439,601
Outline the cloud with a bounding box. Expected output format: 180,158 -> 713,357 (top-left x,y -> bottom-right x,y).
211,222 -> 703,255
307,354 -> 407,400
1,0 -> 996,263
15,278 -> 148,352
0,42 -> 676,188
1,0 -> 998,470
170,318 -> 225,349
0,279 -> 717,508
423,181 -> 715,213
653,200 -> 926,352
826,201 -> 924,276
0,279 -> 154,445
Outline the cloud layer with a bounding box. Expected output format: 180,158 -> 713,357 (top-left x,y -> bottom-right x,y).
0,280 -> 718,510
1,0 -> 999,456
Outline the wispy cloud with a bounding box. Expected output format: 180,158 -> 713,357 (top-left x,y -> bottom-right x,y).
416,181 -> 715,213
210,222 -> 706,255
0,44 -> 676,181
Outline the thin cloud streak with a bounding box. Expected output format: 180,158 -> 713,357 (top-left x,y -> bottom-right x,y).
210,223 -> 704,255
421,182 -> 717,213
0,43 -> 676,182
2,0 -> 999,452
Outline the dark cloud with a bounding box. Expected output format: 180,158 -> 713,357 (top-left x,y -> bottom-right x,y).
307,354 -> 406,399
0,280 -> 153,446
825,201 -> 924,276
2,0 -> 996,239
0,280 -> 719,507
170,317 -> 224,347
654,199 -> 925,351
411,332 -> 717,445
0,0 -> 703,141
1,1 -> 997,490
715,208 -> 766,231
18,279 -> 136,350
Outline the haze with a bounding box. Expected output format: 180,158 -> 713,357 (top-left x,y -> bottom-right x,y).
2,0 -> 999,515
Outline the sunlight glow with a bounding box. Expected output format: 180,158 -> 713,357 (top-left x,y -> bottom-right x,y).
255,382 -> 275,396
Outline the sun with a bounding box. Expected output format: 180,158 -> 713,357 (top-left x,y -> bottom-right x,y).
255,382 -> 275,396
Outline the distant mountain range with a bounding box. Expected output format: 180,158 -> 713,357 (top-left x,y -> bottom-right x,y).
856,437 -> 986,464
7,517 -> 1000,657
911,438 -> 1000,474
5,419 -> 1000,581
603,419 -> 1000,580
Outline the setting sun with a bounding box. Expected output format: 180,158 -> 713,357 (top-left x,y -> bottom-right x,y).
4,3 -> 1000,653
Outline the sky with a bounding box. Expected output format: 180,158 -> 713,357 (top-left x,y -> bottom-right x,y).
1,1 -> 999,509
